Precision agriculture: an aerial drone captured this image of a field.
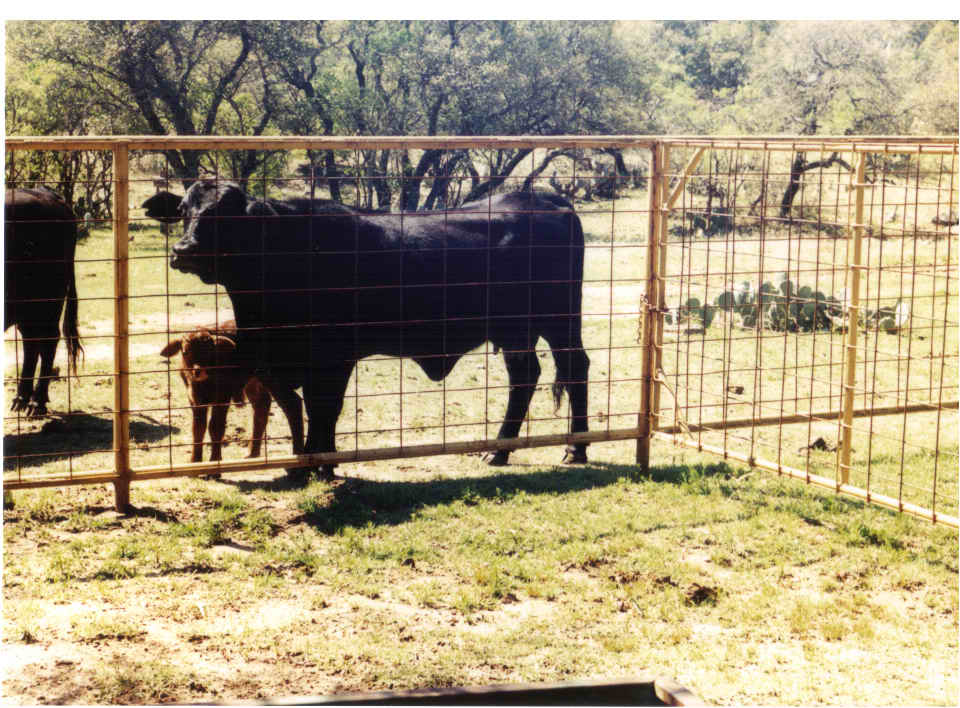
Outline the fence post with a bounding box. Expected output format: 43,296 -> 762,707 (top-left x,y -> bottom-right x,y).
112,142 -> 132,512
651,144 -> 673,426
838,151 -> 867,487
637,143 -> 664,470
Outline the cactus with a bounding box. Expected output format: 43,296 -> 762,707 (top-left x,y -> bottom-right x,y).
695,282 -> 905,335
665,297 -> 718,333
701,304 -> 716,329
715,290 -> 737,312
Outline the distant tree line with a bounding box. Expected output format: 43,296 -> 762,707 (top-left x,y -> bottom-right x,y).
5,20 -> 958,215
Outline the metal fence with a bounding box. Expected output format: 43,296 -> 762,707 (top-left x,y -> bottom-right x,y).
4,136 -> 957,526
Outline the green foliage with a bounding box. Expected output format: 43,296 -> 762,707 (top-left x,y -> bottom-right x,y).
8,20 -> 954,213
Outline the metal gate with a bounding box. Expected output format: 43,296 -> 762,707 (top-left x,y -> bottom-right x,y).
4,136 -> 957,525
642,138 -> 958,526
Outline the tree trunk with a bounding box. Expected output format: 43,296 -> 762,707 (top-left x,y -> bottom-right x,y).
372,150 -> 392,210
461,149 -> 533,204
779,152 -> 853,220
401,149 -> 443,212
779,153 -> 806,219
324,150 -> 342,204
520,150 -> 576,193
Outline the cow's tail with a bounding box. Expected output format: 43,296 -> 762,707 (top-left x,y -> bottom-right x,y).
550,205 -> 585,415
552,382 -> 565,412
63,250 -> 83,377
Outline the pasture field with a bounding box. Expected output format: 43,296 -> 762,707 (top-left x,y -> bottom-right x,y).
3,178 -> 958,704
3,447 -> 957,704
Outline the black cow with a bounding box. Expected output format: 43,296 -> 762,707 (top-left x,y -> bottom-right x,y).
4,187 -> 83,416
162,181 -> 589,479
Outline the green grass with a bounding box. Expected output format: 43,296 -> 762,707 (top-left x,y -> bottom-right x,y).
3,456 -> 957,704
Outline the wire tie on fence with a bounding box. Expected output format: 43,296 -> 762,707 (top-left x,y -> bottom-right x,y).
654,370 -> 692,442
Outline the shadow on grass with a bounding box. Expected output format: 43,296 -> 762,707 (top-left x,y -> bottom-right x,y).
3,411 -> 177,469
2,502 -> 178,527
248,457 -> 881,537
280,460 -> 752,535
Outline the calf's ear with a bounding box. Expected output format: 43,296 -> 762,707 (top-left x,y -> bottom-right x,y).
160,340 -> 182,357
213,336 -> 237,356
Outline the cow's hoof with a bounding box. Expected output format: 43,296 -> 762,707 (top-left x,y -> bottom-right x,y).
10,396 -> 28,413
27,403 -> 48,419
318,465 -> 337,482
484,450 -> 510,467
561,447 -> 588,465
285,466 -> 315,486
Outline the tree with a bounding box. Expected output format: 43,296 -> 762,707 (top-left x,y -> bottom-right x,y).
726,22 -> 928,218
731,22 -> 914,136
11,21 -> 278,184
5,26 -> 121,217
265,20 -> 656,210
899,21 -> 959,134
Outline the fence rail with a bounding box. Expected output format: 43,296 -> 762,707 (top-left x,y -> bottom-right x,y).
4,135 -> 958,526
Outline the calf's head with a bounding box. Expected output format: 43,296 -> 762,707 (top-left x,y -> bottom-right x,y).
161,329 -> 238,383
170,180 -> 276,285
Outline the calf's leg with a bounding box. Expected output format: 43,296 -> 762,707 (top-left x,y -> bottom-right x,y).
207,399 -> 229,462
244,378 -> 271,458
190,403 -> 208,463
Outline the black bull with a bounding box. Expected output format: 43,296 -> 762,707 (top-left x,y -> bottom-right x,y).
4,187 -> 83,417
159,181 -> 590,478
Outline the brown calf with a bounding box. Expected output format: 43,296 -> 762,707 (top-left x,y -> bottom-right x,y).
161,321 -> 271,464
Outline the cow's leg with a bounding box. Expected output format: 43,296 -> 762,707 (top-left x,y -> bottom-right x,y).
264,383 -> 306,476
190,403 -> 208,463
485,347 -> 541,467
301,364 -> 353,481
11,339 -> 39,414
544,328 -> 590,464
29,330 -> 60,417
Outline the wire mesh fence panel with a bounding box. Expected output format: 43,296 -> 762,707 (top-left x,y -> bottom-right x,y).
653,139 -> 958,524
4,150 -> 119,486
3,140 -> 654,491
3,136 -> 957,526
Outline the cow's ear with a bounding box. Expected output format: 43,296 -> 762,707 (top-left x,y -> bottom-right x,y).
217,184 -> 248,215
246,200 -> 277,217
160,340 -> 182,357
142,191 -> 183,222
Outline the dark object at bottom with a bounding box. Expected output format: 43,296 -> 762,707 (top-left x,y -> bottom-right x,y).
221,677 -> 703,706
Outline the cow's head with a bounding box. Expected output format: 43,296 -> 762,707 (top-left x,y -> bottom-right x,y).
169,181 -> 276,285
